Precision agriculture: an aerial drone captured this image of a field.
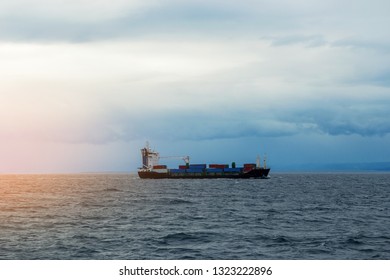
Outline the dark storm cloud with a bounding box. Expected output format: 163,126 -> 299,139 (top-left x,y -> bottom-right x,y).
282,101 -> 390,137
345,68 -> 390,88
90,98 -> 390,145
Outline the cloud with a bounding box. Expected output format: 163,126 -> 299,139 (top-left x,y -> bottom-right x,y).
346,68 -> 390,88
314,107 -> 390,137
0,1 -> 293,42
276,98 -> 390,137
265,35 -> 328,47
332,38 -> 390,54
0,0 -> 245,42
2,33 -> 390,147
0,0 -> 161,41
0,0 -> 154,22
27,95 -> 389,146
2,0 -> 388,43
1,1 -> 390,154
1,3 -> 390,173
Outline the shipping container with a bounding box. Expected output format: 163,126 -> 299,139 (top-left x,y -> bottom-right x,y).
170,169 -> 186,173
186,169 -> 204,173
243,163 -> 256,168
153,165 -> 167,169
224,168 -> 243,172
206,168 -> 223,173
209,164 -> 229,168
189,164 -> 207,168
179,165 -> 188,169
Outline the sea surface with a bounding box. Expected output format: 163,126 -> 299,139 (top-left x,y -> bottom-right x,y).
0,173 -> 389,260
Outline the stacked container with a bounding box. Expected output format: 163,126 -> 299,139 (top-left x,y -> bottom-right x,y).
224,168 -> 243,173
209,164 -> 229,168
152,165 -> 168,173
243,163 -> 256,172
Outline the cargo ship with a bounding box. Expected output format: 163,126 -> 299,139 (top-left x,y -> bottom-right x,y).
137,143 -> 270,179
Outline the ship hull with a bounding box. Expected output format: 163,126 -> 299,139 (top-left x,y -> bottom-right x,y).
138,168 -> 270,179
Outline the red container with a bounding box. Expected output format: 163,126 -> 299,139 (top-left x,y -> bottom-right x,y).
243,167 -> 254,172
153,165 -> 167,169
243,163 -> 256,172
179,165 -> 188,169
209,164 -> 229,168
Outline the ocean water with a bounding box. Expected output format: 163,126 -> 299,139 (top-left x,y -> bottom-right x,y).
0,173 -> 389,260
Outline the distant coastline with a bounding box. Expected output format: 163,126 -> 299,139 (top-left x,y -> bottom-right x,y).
274,162 -> 390,172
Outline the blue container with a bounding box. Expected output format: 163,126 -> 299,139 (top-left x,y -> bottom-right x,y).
224,168 -> 243,172
206,168 -> 223,173
186,169 -> 203,173
189,164 -> 207,169
170,169 -> 186,173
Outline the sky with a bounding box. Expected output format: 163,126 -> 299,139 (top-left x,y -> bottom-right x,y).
1,0 -> 390,173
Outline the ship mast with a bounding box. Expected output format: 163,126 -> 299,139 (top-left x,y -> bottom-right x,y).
256,155 -> 261,168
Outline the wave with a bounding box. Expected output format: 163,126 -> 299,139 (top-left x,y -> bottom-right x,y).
159,198 -> 193,205
159,231 -> 215,245
103,188 -> 122,192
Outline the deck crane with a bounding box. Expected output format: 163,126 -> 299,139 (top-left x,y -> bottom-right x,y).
140,142 -> 190,169
159,155 -> 190,164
